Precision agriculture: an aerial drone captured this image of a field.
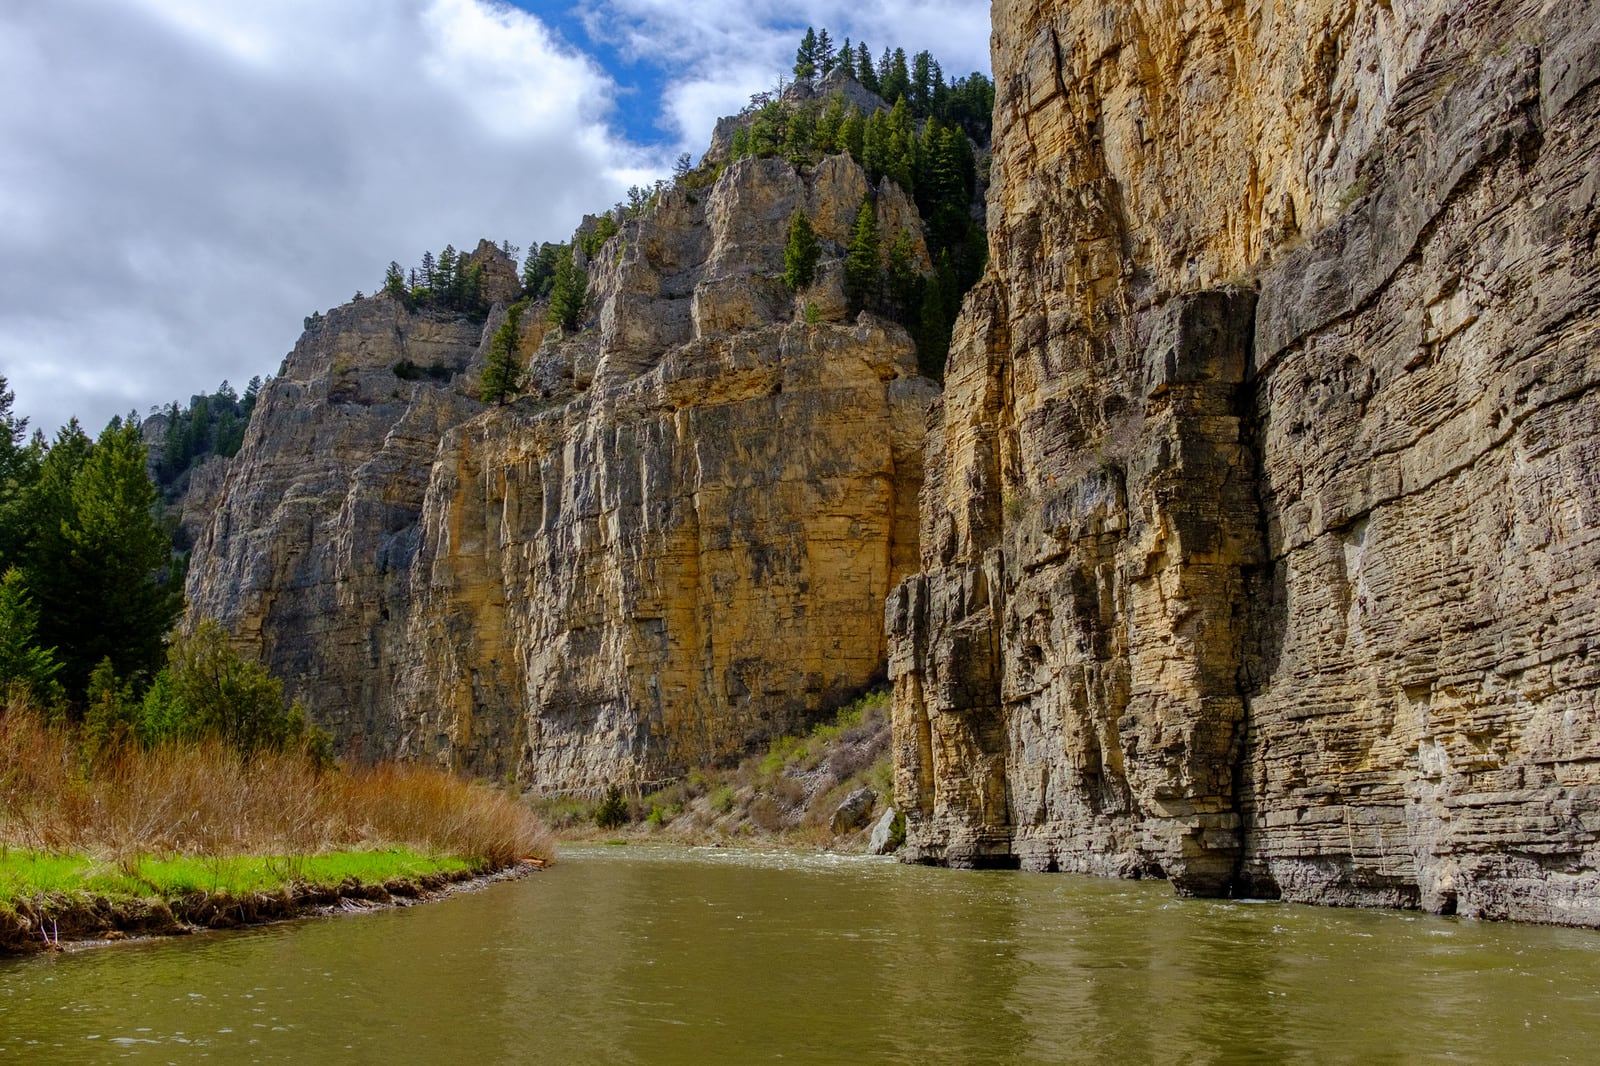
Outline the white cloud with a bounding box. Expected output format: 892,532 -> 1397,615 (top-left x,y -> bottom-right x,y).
0,0 -> 992,436
0,0 -> 643,434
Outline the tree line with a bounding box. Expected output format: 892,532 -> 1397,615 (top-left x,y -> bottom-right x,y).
152,376 -> 266,503
380,243 -> 495,316
791,28 -> 995,143
0,377 -> 319,759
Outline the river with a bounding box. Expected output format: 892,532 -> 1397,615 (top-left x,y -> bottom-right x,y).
2,844 -> 1597,1063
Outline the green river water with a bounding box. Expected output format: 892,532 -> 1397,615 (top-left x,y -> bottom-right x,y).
2,844 -> 1598,1064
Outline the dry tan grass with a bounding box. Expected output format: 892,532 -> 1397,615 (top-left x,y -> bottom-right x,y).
0,703 -> 551,869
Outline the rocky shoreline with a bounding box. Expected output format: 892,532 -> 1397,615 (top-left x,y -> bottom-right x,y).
0,859 -> 544,956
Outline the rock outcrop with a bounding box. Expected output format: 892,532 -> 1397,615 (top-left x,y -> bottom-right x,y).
186,156 -> 939,790
890,0 -> 1600,924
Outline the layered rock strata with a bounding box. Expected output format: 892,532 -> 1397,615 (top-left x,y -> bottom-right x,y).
890,0 -> 1600,924
187,156 -> 938,790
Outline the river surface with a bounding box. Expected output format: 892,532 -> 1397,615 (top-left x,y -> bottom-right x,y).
2,844 -> 1598,1064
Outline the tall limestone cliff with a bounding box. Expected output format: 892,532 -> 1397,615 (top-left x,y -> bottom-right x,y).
186,156 -> 939,790
890,0 -> 1600,924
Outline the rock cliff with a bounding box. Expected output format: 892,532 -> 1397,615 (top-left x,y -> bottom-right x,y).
890,0 -> 1600,924
186,156 -> 938,791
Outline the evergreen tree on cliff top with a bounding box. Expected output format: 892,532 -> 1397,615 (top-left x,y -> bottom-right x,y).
794,27 -> 818,81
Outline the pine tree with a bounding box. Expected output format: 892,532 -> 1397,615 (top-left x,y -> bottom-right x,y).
783,211 -> 821,291
0,567 -> 60,702
547,247 -> 588,332
911,51 -> 935,116
916,251 -> 961,378
435,245 -> 459,301
480,302 -> 525,404
0,376 -> 38,571
816,96 -> 846,153
840,107 -> 866,164
458,259 -> 484,313
817,29 -> 835,74
26,417 -> 180,699
420,250 -> 436,290
838,38 -> 855,80
882,48 -> 911,104
856,42 -> 879,94
883,97 -> 917,193
783,104 -> 816,163
522,243 -> 542,291
383,261 -> 407,300
843,197 -> 881,313
862,108 -> 888,182
242,376 -> 263,419
794,27 -> 818,81
886,230 -> 924,322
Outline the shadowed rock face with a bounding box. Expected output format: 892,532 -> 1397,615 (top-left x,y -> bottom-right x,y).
891,0 -> 1600,924
186,158 -> 938,792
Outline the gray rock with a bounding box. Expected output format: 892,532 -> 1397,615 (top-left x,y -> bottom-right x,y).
829,788 -> 877,834
868,808 -> 899,855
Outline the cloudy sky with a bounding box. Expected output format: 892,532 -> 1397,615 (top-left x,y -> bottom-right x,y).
0,0 -> 991,436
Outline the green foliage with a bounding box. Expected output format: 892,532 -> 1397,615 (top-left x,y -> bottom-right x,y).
521,241 -> 565,297
855,42 -> 879,94
547,245 -> 589,332
82,656 -> 139,759
152,379 -> 261,505
843,197 -> 881,313
22,417 -> 181,700
435,244 -> 458,298
0,377 -> 40,572
392,359 -> 455,382
578,215 -> 619,259
916,253 -> 962,378
794,26 -> 818,81
141,620 -> 330,760
782,211 -> 821,291
383,260 -> 407,300
0,848 -> 471,907
0,567 -> 60,703
594,785 -> 630,829
480,301 -> 526,404
880,47 -> 911,105
385,244 -> 492,316
885,230 -> 924,321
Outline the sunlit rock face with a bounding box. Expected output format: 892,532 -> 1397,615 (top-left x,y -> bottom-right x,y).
187,159 -> 938,793
890,0 -> 1600,924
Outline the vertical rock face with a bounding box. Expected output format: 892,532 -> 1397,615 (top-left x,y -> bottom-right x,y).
892,0 -> 1600,923
187,156 -> 938,790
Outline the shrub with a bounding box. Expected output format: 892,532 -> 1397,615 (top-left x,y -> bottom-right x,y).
0,702 -> 552,867
151,621 -> 330,761
594,785 -> 629,829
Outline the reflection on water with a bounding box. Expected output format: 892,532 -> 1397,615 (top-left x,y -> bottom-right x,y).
2,845 -> 1598,1064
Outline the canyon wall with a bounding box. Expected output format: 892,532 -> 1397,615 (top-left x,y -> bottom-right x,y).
889,0 -> 1600,923
186,158 -> 938,791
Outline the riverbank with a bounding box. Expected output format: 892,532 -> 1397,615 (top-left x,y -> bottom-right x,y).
0,703 -> 553,954
0,850 -> 544,955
